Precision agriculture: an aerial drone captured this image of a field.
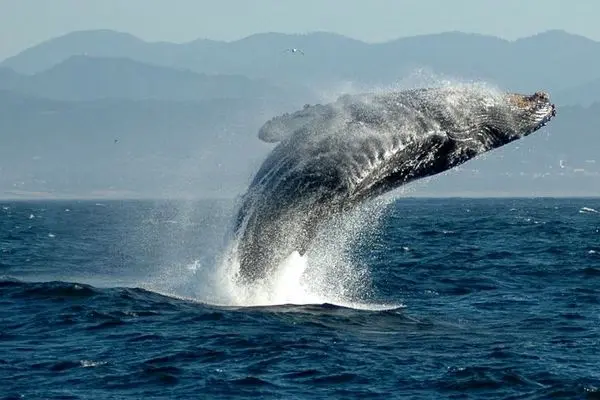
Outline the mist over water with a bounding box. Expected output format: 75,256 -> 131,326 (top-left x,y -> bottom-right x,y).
137,194 -> 401,310
311,69 -> 504,103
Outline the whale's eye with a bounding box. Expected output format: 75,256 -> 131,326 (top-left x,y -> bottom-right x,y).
532,92 -> 549,102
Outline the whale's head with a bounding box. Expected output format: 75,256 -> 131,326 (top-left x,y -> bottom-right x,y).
344,87 -> 557,201
433,88 -> 556,150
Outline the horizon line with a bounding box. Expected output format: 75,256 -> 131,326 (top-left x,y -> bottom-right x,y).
2,194 -> 600,202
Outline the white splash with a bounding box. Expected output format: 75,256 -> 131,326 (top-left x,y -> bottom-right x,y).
198,196 -> 403,310
80,360 -> 107,368
211,248 -> 401,311
138,195 -> 404,311
218,250 -> 325,307
264,251 -> 316,304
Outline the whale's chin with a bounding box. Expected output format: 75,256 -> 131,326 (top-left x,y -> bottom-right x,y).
232,85 -> 557,283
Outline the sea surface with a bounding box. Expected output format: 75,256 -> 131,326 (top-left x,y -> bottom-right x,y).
1,197 -> 599,399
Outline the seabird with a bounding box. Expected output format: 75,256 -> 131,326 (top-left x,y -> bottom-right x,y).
283,48 -> 304,55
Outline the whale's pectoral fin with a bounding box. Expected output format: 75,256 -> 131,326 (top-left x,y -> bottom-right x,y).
258,116 -> 287,142
258,103 -> 331,143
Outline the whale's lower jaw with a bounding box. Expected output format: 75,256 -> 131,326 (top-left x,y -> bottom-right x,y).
233,86 -> 557,284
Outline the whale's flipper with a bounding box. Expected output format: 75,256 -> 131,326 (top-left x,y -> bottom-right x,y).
258,103 -> 335,143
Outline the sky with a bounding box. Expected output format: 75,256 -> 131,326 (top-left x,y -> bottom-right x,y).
0,0 -> 599,61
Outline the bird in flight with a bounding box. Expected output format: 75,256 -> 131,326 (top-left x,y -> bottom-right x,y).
283,48 -> 304,55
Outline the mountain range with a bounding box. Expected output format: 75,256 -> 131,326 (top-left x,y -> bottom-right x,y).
0,55 -> 300,102
3,29 -> 600,103
1,29 -> 599,198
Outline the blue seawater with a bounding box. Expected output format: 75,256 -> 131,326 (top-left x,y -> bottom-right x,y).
1,198 -> 599,399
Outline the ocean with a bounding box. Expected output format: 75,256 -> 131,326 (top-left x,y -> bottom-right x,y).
1,197 -> 599,399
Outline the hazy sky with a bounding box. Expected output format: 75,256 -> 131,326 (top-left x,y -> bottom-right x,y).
0,0 -> 598,61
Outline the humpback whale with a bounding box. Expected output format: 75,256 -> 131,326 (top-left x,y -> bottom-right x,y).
233,85 -> 557,283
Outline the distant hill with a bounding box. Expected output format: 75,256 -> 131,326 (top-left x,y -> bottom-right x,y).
4,29 -> 600,100
0,55 -> 301,102
1,30 -> 161,75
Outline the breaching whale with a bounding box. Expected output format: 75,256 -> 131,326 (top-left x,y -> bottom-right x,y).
232,85 -> 557,283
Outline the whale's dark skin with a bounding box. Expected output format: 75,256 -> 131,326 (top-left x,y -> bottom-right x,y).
233,86 -> 557,283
